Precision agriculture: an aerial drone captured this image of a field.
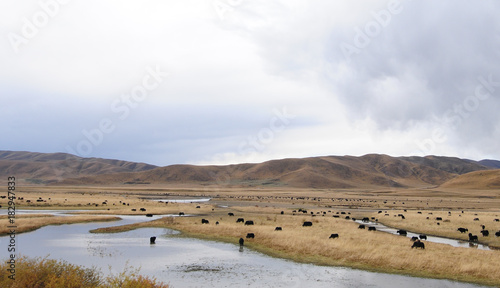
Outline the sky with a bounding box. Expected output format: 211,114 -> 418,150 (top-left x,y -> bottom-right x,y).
1,0 -> 500,166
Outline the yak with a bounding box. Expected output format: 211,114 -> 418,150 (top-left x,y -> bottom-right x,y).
329,233 -> 339,239
411,240 -> 425,249
397,229 -> 407,236
468,233 -> 479,242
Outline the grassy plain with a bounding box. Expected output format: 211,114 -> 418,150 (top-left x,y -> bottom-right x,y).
367,209 -> 500,248
1,185 -> 500,286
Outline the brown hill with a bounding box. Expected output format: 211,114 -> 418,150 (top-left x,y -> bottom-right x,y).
440,169 -> 500,189
0,150 -> 157,184
55,154 -> 493,189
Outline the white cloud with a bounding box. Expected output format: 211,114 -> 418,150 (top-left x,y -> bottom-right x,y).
1,0 -> 499,166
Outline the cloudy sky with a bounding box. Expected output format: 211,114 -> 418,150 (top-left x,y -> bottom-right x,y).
1,0 -> 499,166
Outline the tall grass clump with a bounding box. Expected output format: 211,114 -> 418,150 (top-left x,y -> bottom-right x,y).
0,256 -> 169,288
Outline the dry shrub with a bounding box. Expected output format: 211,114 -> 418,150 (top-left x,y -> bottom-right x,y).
0,256 -> 168,288
105,264 -> 168,288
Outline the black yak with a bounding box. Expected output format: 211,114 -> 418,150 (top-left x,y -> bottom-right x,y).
411,240 -> 425,249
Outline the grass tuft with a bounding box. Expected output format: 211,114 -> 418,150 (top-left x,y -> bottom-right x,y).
0,256 -> 169,288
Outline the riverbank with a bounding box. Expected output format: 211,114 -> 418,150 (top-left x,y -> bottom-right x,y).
362,209 -> 500,249
91,210 -> 500,287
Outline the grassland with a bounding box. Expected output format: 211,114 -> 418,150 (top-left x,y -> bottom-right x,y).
364,209 -> 500,248
1,185 -> 500,286
0,256 -> 169,288
91,206 -> 500,287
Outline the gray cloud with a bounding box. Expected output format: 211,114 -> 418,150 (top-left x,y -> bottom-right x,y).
1,1 -> 499,165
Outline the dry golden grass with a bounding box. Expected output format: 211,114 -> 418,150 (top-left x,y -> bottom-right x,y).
370,209 -> 500,248
5,185 -> 500,211
0,215 -> 120,236
0,256 -> 169,288
92,209 -> 500,286
440,169 -> 500,189
3,184 -> 500,286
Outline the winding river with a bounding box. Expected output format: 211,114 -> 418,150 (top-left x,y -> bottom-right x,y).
0,210 -> 488,287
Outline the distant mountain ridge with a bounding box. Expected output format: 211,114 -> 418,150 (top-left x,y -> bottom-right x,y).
55,153 -> 494,189
478,159 -> 500,169
0,150 -> 157,184
1,150 -> 498,189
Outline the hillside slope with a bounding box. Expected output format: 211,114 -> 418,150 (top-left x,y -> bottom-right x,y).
440,169 -> 500,189
56,154 -> 492,189
0,150 -> 157,184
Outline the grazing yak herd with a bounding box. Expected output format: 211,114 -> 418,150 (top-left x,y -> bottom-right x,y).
148,208 -> 499,249
195,211 -> 497,250
203,211 -> 436,248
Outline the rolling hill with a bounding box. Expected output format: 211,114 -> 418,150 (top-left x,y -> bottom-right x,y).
439,169 -> 500,189
0,150 -> 157,184
54,154 -> 492,189
2,150 -> 497,189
